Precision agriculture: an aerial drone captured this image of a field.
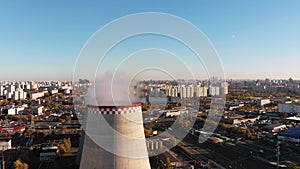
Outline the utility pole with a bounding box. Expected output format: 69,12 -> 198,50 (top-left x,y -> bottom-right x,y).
1,151 -> 4,169
4,116 -> 8,127
1,146 -> 5,169
31,115 -> 35,129
276,141 -> 280,169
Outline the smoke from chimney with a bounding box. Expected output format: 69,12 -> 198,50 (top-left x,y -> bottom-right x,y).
86,71 -> 138,106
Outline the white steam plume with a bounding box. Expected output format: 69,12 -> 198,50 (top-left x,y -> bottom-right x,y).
86,71 -> 138,106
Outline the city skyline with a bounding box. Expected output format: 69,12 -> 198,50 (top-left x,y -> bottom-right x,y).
0,1 -> 300,80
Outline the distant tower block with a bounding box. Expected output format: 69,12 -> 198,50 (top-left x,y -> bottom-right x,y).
80,104 -> 151,169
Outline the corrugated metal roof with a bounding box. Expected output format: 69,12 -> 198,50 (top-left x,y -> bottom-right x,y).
278,127 -> 300,139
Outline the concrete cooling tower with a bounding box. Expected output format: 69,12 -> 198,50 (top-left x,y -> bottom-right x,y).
79,104 -> 151,169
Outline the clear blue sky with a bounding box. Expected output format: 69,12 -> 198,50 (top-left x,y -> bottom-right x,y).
0,0 -> 299,81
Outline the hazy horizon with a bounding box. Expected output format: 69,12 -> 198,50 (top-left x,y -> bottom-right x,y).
1,1 -> 300,81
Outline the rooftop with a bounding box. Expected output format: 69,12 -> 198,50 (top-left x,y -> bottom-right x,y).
278,127 -> 300,139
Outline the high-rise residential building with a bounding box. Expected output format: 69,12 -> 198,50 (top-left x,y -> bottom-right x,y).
186,85 -> 194,98
30,82 -> 38,90
6,92 -> 12,99
13,91 -> 19,100
172,87 -> 178,97
7,85 -> 15,93
11,88 -> 26,100
19,90 -> 26,100
0,86 -> 4,96
209,86 -> 220,96
196,86 -> 208,97
203,87 -> 208,97
165,87 -> 178,97
180,85 -> 209,98
179,85 -> 187,98
221,82 -> 229,95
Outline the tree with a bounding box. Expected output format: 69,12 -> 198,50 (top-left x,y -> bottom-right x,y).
144,127 -> 153,137
246,130 -> 253,139
282,113 -> 289,119
13,159 -> 28,169
1,99 -> 9,105
293,165 -> 300,169
29,146 -> 34,151
63,138 -> 72,151
66,115 -> 71,123
165,157 -> 172,169
61,128 -> 67,134
58,144 -> 66,155
25,129 -> 35,137
58,138 -> 72,155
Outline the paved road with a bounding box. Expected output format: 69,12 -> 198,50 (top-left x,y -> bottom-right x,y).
181,133 -> 276,169
179,133 -> 238,169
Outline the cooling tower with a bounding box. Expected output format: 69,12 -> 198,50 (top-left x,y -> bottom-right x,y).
79,104 -> 151,169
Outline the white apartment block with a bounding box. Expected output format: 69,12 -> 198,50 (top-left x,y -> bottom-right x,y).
12,90 -> 27,100
186,86 -> 194,98
30,82 -> 38,90
13,92 -> 19,100
220,87 -> 229,95
179,85 -> 209,98
195,86 -> 208,97
0,86 -> 4,96
180,86 -> 187,98
7,85 -> 15,92
6,92 -> 12,99
165,87 -> 178,97
30,91 -> 47,100
50,89 -> 59,94
209,86 -> 220,96
257,99 -> 271,106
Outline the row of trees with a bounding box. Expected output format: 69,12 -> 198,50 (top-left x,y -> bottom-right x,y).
13,159 -> 28,169
195,116 -> 256,140
58,138 -> 72,155
218,122 -> 255,139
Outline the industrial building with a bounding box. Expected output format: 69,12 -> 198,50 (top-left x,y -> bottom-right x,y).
257,99 -> 271,106
279,103 -> 300,114
278,127 -> 300,143
264,123 -> 287,133
0,138 -> 12,151
29,91 -> 47,100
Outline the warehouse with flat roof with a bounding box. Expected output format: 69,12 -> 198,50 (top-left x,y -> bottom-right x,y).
278,127 -> 300,143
